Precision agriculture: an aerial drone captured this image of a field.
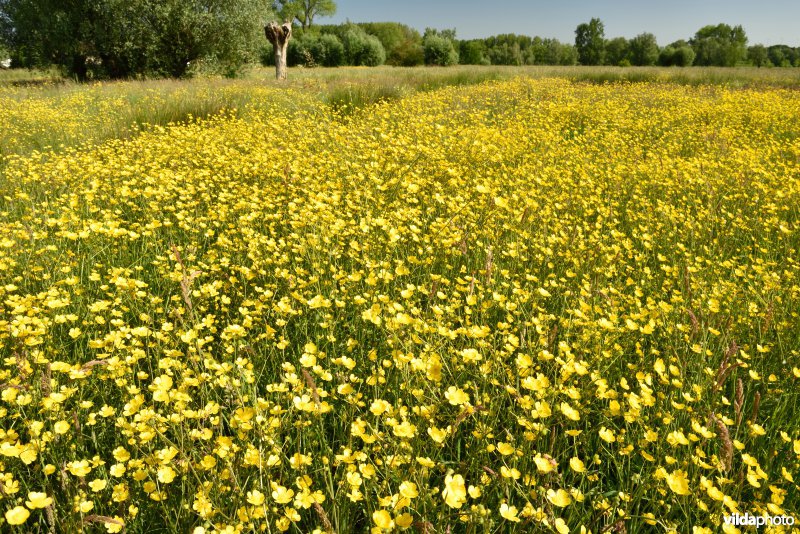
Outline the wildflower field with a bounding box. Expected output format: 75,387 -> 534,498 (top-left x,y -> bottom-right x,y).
1,73 -> 799,533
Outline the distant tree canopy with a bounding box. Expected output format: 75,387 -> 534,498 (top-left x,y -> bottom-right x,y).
0,0 -> 273,78
272,0 -> 336,31
747,44 -> 769,68
690,23 -> 748,67
629,32 -> 660,66
767,45 -> 800,67
604,37 -> 629,66
358,22 -> 423,66
659,40 -> 696,67
3,3 -> 799,77
575,18 -> 605,65
458,34 -> 577,66
287,23 -> 387,67
423,28 -> 459,66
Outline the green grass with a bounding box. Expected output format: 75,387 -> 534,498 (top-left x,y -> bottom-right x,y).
0,66 -> 63,84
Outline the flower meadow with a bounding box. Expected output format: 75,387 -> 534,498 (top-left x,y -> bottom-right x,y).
1,77 -> 799,533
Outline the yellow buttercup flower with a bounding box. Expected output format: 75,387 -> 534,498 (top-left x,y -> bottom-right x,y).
547,488 -> 573,507
442,474 -> 467,509
25,492 -> 53,509
5,506 -> 30,525
499,503 -> 520,522
247,490 -> 265,506
666,470 -> 691,495
569,457 -> 586,473
372,509 -> 393,529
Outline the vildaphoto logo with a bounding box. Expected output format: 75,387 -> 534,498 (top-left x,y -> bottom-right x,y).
723,513 -> 796,528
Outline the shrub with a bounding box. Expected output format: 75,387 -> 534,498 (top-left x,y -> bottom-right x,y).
341,27 -> 386,66
423,35 -> 459,66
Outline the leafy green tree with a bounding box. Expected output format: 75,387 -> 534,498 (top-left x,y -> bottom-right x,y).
767,45 -> 798,67
538,38 -> 578,65
690,23 -> 747,66
747,44 -> 769,67
459,40 -> 489,65
604,37 -> 630,66
312,33 -> 344,66
0,0 -> 272,79
273,0 -> 335,30
341,25 -> 385,66
423,28 -> 458,66
629,32 -> 659,66
286,32 -> 343,67
488,42 -> 522,65
659,41 -> 695,67
358,22 -> 423,66
575,18 -> 605,65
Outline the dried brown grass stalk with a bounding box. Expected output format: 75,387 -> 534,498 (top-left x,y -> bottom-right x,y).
684,308 -> 700,337
734,378 -> 744,426
710,413 -> 733,471
45,504 -> 56,534
80,359 -> 108,372
762,301 -> 774,334
41,363 -> 51,396
454,404 -> 485,427
302,369 -> 321,406
83,515 -> 124,527
751,391 -> 761,424
313,502 -> 334,533
171,244 -> 202,313
713,348 -> 742,391
520,206 -> 532,224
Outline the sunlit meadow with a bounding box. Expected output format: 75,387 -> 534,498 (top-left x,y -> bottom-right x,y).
1,74 -> 799,533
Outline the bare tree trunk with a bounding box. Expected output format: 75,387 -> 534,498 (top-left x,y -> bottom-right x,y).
264,22 -> 292,80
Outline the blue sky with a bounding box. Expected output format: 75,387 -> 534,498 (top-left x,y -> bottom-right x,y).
322,1 -> 799,46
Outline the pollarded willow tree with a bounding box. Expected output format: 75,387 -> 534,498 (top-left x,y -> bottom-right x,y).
265,21 -> 292,80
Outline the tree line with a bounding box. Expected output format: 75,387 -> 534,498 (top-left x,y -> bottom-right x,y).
282,20 -> 799,69
1,0 -> 798,79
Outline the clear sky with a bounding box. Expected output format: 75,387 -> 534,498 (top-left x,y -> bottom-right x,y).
323,0 -> 800,46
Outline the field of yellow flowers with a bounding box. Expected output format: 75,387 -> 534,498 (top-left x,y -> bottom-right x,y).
1,76 -> 799,533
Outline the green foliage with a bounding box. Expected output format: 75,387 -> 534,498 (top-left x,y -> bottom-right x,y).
358,22 -> 423,66
659,41 -> 696,67
690,23 -> 748,67
423,29 -> 459,66
341,25 -> 386,66
767,45 -> 799,67
273,0 -> 336,30
483,34 -> 529,65
629,32 -> 660,66
605,37 -> 630,66
287,32 -> 344,67
459,40 -> 490,65
575,18 -> 606,65
1,0 -> 272,79
535,38 -> 579,66
747,45 -> 769,67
